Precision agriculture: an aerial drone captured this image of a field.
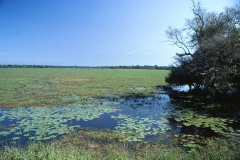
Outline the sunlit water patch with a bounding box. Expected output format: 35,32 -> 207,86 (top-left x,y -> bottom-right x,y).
172,85 -> 190,92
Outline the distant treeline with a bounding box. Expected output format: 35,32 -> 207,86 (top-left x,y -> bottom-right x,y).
0,64 -> 170,70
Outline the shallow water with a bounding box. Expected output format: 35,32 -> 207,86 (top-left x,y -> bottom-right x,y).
0,88 -> 239,148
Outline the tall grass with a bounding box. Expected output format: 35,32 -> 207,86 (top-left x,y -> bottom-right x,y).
0,138 -> 239,160
0,129 -> 239,160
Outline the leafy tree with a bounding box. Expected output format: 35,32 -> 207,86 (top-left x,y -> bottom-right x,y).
165,1 -> 240,98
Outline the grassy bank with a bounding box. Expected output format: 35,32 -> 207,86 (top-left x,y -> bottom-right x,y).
0,129 -> 239,160
0,68 -> 169,108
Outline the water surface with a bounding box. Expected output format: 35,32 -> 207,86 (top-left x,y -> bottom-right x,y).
0,88 -> 239,147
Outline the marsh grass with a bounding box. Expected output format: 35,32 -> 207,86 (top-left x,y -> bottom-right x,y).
0,129 -> 239,160
0,68 -> 168,108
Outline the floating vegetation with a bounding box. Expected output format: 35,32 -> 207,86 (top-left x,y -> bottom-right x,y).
109,95 -> 174,142
112,114 -> 170,142
0,102 -> 120,141
0,87 -> 239,153
174,134 -> 204,152
172,109 -> 240,138
170,107 -> 240,152
0,92 -> 175,144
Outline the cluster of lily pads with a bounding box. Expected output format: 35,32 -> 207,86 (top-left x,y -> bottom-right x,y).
0,92 -> 175,144
0,89 -> 239,153
170,108 -> 240,152
0,102 -> 120,141
107,94 -> 174,142
172,109 -> 240,137
112,114 -> 171,142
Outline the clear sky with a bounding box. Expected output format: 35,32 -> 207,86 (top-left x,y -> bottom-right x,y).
0,0 -> 237,66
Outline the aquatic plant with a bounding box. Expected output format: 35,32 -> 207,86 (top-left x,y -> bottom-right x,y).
112,114 -> 171,142
0,102 -> 120,141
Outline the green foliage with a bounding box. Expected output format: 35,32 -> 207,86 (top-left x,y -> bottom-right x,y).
166,1 -> 240,97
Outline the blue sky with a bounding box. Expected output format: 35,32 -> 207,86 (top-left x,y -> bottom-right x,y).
0,0 -> 237,66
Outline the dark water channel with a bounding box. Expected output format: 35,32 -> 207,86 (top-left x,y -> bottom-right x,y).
0,87 -> 239,149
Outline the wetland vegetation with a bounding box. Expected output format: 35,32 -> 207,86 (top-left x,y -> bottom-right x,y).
0,68 -> 168,108
0,68 -> 239,159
